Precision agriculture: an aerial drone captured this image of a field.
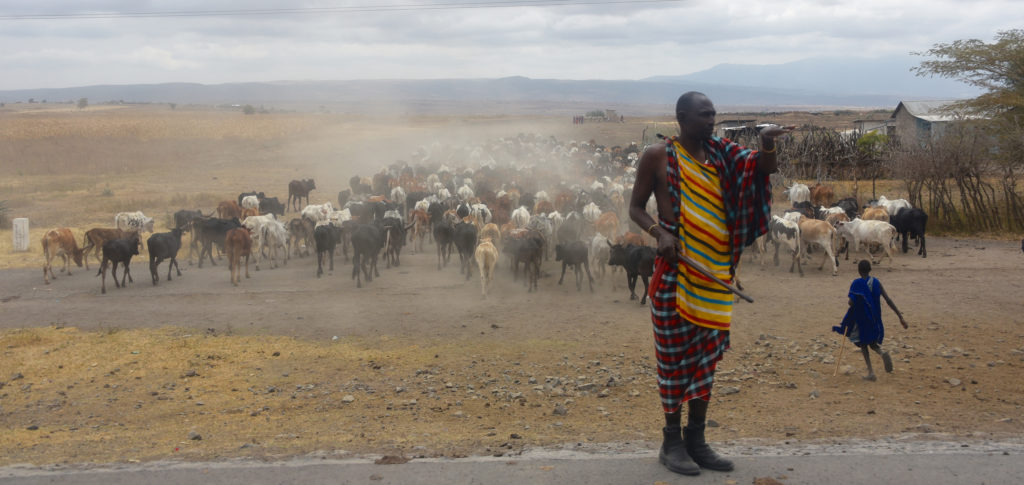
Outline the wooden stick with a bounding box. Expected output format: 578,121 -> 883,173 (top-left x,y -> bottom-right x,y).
833,326 -> 851,376
678,253 -> 755,303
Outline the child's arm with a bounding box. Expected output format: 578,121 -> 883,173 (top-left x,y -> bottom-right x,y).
878,282 -> 908,328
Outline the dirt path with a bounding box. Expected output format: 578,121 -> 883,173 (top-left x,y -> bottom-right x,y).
0,235 -> 1022,465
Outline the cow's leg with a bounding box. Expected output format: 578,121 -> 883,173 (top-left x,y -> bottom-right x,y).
558,262 -> 567,285
328,250 -> 334,273
583,260 -> 594,292
639,274 -> 650,305
151,257 -> 160,285
628,273 -> 638,300
100,262 -> 107,294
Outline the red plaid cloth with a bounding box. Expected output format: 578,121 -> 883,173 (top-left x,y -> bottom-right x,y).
650,257 -> 730,412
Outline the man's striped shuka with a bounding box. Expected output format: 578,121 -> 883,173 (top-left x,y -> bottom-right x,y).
649,136 -> 771,413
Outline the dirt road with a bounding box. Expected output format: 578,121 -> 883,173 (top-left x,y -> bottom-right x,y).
0,234 -> 1022,465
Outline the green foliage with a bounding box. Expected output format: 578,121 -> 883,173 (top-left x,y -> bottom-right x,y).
77,98 -> 88,110
856,131 -> 890,159
243,105 -> 255,115
0,200 -> 8,226
169,103 -> 177,110
913,29 -> 1024,117
102,185 -> 114,197
586,110 -> 605,118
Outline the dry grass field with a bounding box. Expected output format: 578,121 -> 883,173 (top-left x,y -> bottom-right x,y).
1,105 -> 1022,467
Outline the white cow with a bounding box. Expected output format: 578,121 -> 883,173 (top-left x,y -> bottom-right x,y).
511,206 -> 531,229
240,195 -> 260,210
796,215 -> 839,276
836,218 -> 897,266
876,195 -> 912,218
301,202 -> 333,224
582,202 -> 602,223
768,215 -> 803,275
260,218 -> 289,269
114,211 -> 155,234
785,183 -> 810,204
243,214 -> 277,270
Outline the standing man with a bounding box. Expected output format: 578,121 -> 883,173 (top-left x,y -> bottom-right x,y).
629,92 -> 791,476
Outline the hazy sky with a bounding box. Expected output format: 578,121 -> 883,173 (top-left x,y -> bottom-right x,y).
2,0 -> 1020,90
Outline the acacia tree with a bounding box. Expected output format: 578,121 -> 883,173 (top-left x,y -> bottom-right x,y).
911,29 -> 1024,231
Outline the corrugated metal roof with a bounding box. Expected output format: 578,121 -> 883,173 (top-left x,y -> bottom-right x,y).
892,100 -> 963,122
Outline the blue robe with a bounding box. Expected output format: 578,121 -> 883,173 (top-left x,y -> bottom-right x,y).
833,276 -> 884,346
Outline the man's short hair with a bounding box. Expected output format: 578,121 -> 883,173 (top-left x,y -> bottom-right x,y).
675,91 -> 707,125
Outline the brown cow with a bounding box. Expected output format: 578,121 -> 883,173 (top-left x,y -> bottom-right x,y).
217,200 -> 243,220
82,227 -> 137,270
407,209 -> 430,253
288,179 -> 317,211
810,184 -> 835,207
42,228 -> 84,284
225,227 -> 252,286
595,212 -> 621,242
618,231 -> 651,247
862,206 -> 890,223
533,199 -> 554,215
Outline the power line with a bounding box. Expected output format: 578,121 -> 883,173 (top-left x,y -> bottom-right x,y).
0,0 -> 684,20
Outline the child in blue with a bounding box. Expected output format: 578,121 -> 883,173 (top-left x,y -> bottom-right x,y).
834,260 -> 908,381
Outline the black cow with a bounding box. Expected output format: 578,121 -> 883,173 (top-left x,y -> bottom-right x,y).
453,221 -> 478,280
337,189 -> 351,209
197,217 -> 242,268
379,217 -> 413,268
834,197 -> 859,220
433,222 -> 454,270
259,197 -> 285,217
98,233 -> 142,294
173,209 -> 206,264
351,224 -> 383,288
314,224 -> 342,278
288,179 -> 316,211
147,228 -> 184,285
514,235 -> 543,292
890,207 -> 928,258
607,243 -> 656,304
555,241 -> 594,292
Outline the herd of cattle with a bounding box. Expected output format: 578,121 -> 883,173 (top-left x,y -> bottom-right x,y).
35,133 -> 931,300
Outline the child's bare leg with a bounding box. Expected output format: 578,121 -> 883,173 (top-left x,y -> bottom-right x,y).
861,346 -> 876,381
871,343 -> 894,373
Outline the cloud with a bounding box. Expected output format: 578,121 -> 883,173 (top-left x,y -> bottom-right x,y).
0,0 -> 1020,89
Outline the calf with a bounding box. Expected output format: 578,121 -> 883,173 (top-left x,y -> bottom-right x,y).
287,217 -> 315,257
590,234 -> 614,285
173,209 -> 206,263
314,223 -> 342,277
243,214 -> 277,270
595,211 -> 620,242
768,215 -> 803,276
454,221 -> 479,280
607,242 -> 655,303
197,217 -> 242,268
890,207 -> 928,258
115,211 -> 155,234
380,217 -> 412,268
785,183 -> 810,203
301,202 -> 333,224
474,238 -> 499,298
810,183 -> 835,206
82,227 -> 135,270
407,209 -> 430,254
834,197 -> 859,220
98,233 -> 141,294
288,178 -> 317,211
42,228 -> 85,284
351,223 -> 383,288
261,218 -> 290,269
225,227 -> 252,286
147,228 -> 184,285
796,216 -> 838,275
237,191 -> 265,206
555,240 -> 594,292
862,206 -> 889,223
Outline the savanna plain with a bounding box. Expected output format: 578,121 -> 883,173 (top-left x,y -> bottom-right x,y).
0,104 -> 1022,467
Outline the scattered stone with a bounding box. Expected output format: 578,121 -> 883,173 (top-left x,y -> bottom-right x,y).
188,431 -> 202,440
184,369 -> 198,377
26,425 -> 38,431
597,389 -> 610,398
576,383 -> 597,392
753,477 -> 784,485
628,389 -> 640,397
375,455 -> 409,465
809,390 -> 820,399
948,378 -> 962,387
552,405 -> 568,416
11,373 -> 24,381
342,395 -> 356,403
510,433 -> 522,439
718,386 -> 740,396
369,474 -> 383,481
453,411 -> 465,418
707,419 -> 719,428
272,351 -> 280,357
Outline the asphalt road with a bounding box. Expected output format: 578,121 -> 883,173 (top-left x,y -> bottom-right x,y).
2,441 -> 1022,485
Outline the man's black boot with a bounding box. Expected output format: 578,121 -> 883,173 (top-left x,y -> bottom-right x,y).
683,423 -> 734,471
659,425 -> 700,476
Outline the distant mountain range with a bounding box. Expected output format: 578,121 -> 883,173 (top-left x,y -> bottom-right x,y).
0,55 -> 979,115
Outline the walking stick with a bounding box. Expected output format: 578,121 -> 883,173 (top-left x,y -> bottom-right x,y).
679,253 -> 755,303
833,325 -> 851,377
